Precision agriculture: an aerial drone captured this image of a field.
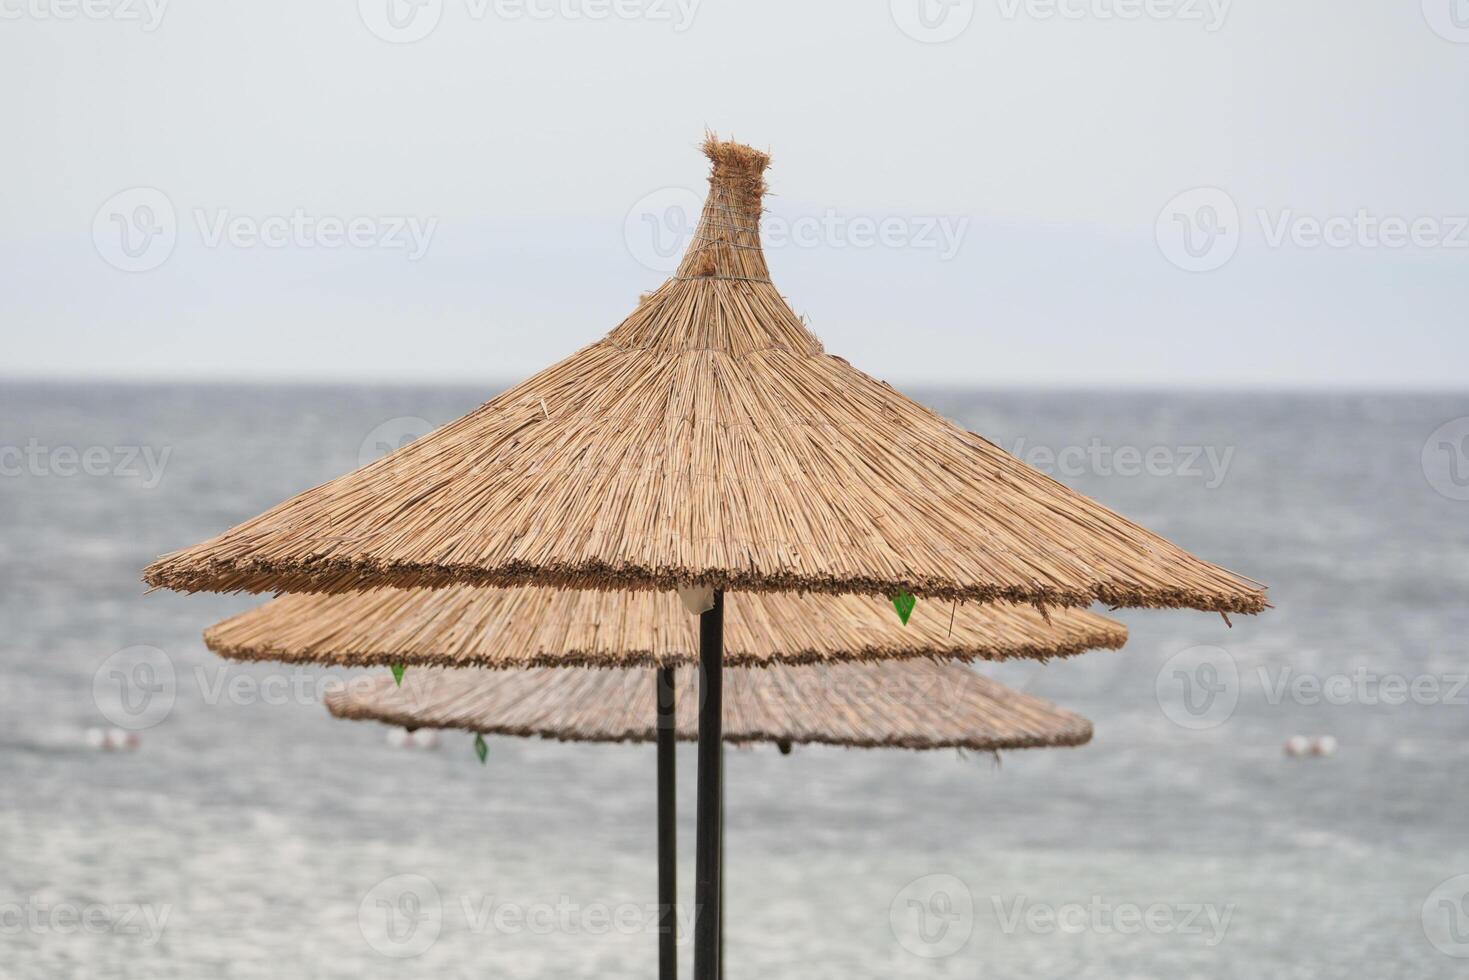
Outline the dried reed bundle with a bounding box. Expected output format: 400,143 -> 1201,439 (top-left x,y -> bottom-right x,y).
204,586 -> 1127,669
325,660 -> 1094,751
147,134 -> 1264,615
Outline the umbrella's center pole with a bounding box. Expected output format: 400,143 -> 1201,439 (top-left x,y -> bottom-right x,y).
693,590 -> 724,980
656,666 -> 678,980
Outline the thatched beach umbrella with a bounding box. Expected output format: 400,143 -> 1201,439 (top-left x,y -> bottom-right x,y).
322,660 -> 1096,751
328,663 -> 1093,975
148,134 -> 1264,977
202,587 -> 1127,669
341,662 -> 1092,976
207,591 -> 1122,976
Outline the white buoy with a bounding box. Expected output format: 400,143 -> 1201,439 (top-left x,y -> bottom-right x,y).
410,729 -> 439,750
84,728 -> 107,750
105,729 -> 139,750
1284,734 -> 1337,758
386,728 -> 410,748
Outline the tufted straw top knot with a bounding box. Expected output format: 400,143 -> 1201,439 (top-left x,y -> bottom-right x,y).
672,135 -> 772,282
145,133 -> 1266,615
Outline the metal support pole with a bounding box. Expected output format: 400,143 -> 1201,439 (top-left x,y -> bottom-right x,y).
656,666 -> 678,980
692,590 -> 724,980
718,743 -> 725,979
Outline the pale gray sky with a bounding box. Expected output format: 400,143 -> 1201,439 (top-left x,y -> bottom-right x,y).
2,1 -> 1465,388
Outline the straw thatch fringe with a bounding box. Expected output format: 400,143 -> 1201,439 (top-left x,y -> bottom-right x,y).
323,660 -> 1094,752
145,135 -> 1266,616
204,587 -> 1126,669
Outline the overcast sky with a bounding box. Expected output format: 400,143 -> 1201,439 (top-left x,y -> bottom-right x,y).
2,1 -> 1465,388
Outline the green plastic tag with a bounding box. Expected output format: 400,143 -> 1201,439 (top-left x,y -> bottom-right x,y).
891,591 -> 916,625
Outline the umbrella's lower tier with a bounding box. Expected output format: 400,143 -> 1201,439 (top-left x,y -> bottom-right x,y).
324,661 -> 1093,751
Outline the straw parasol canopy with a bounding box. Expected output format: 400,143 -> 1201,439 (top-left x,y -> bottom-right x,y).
203,587 -> 1127,669
324,661 -> 1094,752
144,135 -> 1264,615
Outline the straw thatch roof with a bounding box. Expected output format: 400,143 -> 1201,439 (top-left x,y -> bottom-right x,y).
146,135 -> 1264,615
204,587 -> 1127,668
324,660 -> 1094,751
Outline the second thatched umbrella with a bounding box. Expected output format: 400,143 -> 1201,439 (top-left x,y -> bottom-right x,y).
329,662 -> 1093,976
203,587 -> 1126,669
323,660 -> 1095,751
206,588 -> 1122,977
331,661 -> 1094,969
